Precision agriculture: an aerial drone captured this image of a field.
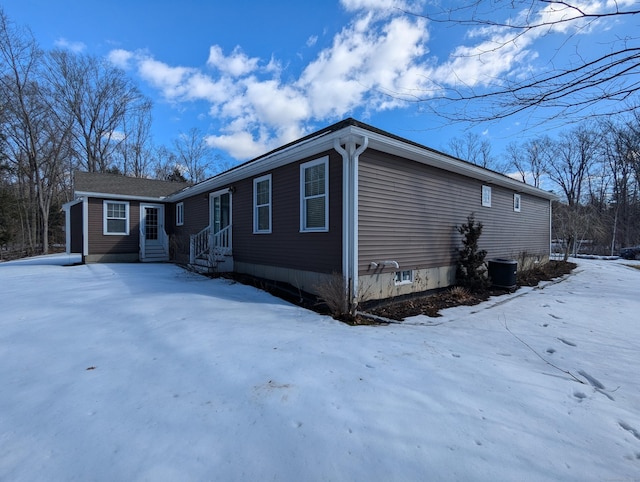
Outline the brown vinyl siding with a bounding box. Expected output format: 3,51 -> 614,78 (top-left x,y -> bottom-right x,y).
87,198 -> 140,255
168,195 -> 209,263
358,150 -> 550,274
232,150 -> 343,274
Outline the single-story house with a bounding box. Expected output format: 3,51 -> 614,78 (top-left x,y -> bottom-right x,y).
62,173 -> 189,263
64,118 -> 557,305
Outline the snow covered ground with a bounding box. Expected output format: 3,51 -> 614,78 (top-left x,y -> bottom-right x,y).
1,256 -> 639,481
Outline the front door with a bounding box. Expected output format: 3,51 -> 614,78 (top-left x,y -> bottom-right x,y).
140,204 -> 165,260
212,192 -> 230,234
210,190 -> 232,254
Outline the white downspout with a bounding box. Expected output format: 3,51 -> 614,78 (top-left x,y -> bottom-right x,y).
82,198 -> 89,259
334,135 -> 368,310
549,199 -> 553,259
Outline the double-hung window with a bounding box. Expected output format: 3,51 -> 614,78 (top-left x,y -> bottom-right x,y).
513,193 -> 521,212
253,174 -> 272,233
103,201 -> 129,235
482,185 -> 492,207
300,157 -> 328,232
176,202 -> 184,226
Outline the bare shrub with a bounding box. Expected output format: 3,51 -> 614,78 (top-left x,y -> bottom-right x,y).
515,251 -> 547,272
314,273 -> 349,318
448,286 -> 473,302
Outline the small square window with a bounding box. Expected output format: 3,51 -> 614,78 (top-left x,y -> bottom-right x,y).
176,202 -> 184,226
482,185 -> 492,207
394,270 -> 413,285
513,194 -> 521,212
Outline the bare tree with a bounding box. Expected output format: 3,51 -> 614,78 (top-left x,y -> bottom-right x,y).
413,1 -> 640,123
503,136 -> 551,187
173,128 -> 212,184
46,49 -> 150,173
446,132 -> 496,169
545,125 -> 600,256
553,202 -> 606,260
151,145 -> 184,181
0,9 -> 71,254
601,119 -> 640,249
113,99 -> 153,177
547,125 -> 599,206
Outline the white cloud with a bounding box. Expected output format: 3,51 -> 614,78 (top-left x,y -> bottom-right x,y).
207,46 -> 259,77
204,130 -> 269,160
54,38 -> 86,53
108,7 -> 433,160
430,0 -> 627,90
340,0 -> 422,13
107,0 -> 617,161
299,13 -> 432,117
107,49 -> 133,69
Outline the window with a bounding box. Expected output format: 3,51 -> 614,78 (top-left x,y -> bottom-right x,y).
176,202 -> 184,226
513,194 -> 521,212
300,157 -> 328,232
103,201 -> 129,235
482,185 -> 492,207
395,270 -> 413,285
253,174 -> 272,233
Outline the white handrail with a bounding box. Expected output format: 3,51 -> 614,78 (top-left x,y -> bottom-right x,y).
190,225 -> 211,264
212,225 -> 232,256
190,224 -> 232,265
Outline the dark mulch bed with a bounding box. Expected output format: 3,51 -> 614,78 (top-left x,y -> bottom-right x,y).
367,261 -> 577,322
216,260 -> 576,325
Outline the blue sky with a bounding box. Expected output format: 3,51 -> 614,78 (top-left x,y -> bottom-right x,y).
2,0 -> 637,165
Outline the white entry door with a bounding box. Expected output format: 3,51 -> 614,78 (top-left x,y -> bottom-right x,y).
140,204 -> 165,260
209,190 -> 232,255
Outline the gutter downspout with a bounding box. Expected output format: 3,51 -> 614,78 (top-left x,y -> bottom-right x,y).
82,198 -> 89,262
549,199 -> 553,259
334,135 -> 368,313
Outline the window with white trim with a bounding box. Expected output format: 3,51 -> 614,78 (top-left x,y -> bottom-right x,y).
176,202 -> 184,226
103,201 -> 129,235
482,185 -> 492,207
513,193 -> 521,212
253,174 -> 272,233
394,270 -> 414,285
300,157 -> 328,232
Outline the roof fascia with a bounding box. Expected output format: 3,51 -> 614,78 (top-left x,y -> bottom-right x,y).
74,191 -> 168,202
167,122 -> 557,202
167,130 -> 343,201
62,198 -> 83,210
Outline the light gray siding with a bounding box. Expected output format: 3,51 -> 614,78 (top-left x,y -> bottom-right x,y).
358,150 -> 550,276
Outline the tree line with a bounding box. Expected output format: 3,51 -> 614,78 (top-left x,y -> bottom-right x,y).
2,6 -> 638,261
0,9 -> 219,259
447,114 -> 640,259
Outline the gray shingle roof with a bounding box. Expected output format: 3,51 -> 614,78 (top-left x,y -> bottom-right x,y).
74,171 -> 190,198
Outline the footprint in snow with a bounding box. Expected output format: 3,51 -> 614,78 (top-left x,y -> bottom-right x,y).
557,338 -> 577,347
546,348 -> 556,354
548,313 -> 562,319
577,370 -> 605,389
573,391 -> 587,401
618,422 -> 640,441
